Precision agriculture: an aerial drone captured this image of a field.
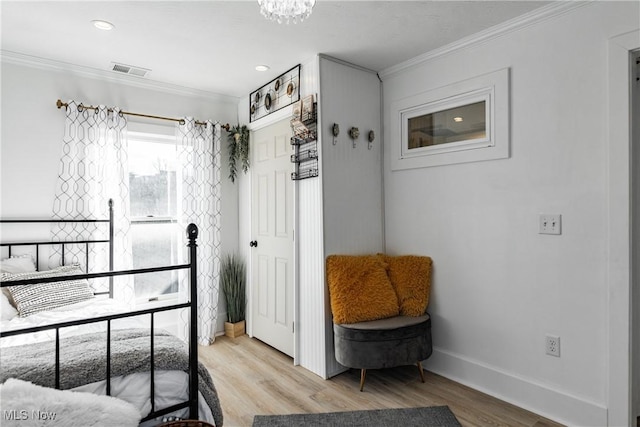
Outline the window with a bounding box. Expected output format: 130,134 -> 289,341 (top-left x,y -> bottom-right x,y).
128,131 -> 181,302
403,96 -> 489,157
391,68 -> 509,170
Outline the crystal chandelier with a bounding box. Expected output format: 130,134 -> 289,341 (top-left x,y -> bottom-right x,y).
258,0 -> 316,24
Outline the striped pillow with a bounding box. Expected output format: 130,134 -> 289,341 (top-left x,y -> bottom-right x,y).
2,265 -> 94,317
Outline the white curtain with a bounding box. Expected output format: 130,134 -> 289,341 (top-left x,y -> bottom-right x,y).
176,119 -> 221,345
51,101 -> 133,304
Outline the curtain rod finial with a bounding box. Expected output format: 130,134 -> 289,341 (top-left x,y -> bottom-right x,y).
56,99 -> 66,109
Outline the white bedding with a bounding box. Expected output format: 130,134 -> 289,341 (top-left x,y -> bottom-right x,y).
0,298 -> 215,426
0,298 -> 134,348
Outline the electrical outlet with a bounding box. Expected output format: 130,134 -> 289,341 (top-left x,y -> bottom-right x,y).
546,335 -> 561,357
539,214 -> 562,235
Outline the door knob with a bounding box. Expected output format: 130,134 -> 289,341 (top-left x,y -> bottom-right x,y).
249,240 -> 258,248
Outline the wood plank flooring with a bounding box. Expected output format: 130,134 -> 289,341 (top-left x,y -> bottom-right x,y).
198,335 -> 564,427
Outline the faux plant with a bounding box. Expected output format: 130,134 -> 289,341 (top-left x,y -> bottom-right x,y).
220,254 -> 246,323
226,124 -> 250,183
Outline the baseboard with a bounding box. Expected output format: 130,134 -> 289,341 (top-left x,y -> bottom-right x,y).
425,347 -> 608,426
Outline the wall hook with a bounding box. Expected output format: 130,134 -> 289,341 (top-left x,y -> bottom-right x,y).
349,127 -> 359,148
332,123 -> 340,145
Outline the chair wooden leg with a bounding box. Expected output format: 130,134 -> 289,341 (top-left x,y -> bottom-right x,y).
359,369 -> 367,392
417,361 -> 425,383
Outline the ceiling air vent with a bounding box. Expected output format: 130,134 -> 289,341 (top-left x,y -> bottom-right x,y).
111,62 -> 150,78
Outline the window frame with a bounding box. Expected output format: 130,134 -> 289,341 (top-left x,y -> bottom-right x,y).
390,67 -> 510,170
401,90 -> 492,158
127,128 -> 182,304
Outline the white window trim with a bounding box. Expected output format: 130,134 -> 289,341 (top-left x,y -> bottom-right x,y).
128,130 -> 176,145
391,67 -> 510,170
135,292 -> 180,308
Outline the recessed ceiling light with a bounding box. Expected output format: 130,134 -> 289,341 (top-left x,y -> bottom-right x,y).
92,20 -> 115,31
255,65 -> 270,72
453,117 -> 464,122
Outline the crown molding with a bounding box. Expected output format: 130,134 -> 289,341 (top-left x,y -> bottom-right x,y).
0,50 -> 240,104
318,54 -> 378,75
379,1 -> 592,80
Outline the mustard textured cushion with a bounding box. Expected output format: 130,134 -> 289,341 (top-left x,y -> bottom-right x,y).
326,255 -> 399,324
383,255 -> 432,316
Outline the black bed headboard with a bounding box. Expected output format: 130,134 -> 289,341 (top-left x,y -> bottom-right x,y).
0,199 -> 114,296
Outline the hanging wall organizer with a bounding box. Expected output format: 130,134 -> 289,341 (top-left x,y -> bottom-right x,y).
250,64 -> 300,123
290,94 -> 318,180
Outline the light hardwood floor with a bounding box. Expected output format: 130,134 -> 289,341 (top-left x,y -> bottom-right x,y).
198,335 -> 564,427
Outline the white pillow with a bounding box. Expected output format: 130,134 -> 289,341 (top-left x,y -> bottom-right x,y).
2,265 -> 94,317
0,255 -> 33,316
0,254 -> 36,273
0,290 -> 18,320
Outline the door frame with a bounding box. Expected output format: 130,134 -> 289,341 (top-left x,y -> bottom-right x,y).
245,108 -> 298,364
633,48 -> 640,425
607,29 -> 639,427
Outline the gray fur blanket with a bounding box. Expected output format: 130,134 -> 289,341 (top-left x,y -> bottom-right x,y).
0,329 -> 223,427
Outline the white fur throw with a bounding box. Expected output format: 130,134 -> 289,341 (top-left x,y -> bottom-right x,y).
0,379 -> 141,427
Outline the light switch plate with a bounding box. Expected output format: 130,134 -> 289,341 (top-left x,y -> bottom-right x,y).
539,214 -> 561,235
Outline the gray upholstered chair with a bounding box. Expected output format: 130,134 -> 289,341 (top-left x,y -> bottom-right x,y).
327,254 -> 433,391
334,314 -> 432,391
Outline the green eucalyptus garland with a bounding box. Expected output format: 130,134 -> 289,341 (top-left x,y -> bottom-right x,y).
227,124 -> 250,183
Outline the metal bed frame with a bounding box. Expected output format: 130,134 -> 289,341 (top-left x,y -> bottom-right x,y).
0,200 -> 200,422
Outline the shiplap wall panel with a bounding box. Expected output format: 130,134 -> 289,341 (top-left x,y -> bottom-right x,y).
296,176 -> 327,377
295,57 -> 328,377
284,55 -> 384,378
318,56 -> 384,378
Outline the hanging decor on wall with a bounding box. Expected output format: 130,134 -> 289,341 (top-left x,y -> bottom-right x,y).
250,64 -> 300,123
226,124 -> 250,183
290,94 -> 318,181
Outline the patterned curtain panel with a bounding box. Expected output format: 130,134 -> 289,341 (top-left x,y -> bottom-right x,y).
177,119 -> 221,346
51,101 -> 133,304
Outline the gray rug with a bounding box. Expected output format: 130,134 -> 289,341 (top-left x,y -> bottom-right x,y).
252,406 -> 462,426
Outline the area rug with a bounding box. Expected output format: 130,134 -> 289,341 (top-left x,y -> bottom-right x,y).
252,405 -> 462,426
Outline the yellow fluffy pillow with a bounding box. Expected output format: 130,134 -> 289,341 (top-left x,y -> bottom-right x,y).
382,255 -> 432,316
326,255 -> 399,324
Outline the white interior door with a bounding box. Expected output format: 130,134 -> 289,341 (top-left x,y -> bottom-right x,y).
250,119 -> 294,357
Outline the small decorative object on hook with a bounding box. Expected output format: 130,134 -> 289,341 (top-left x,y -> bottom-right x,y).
332,123 -> 340,145
368,130 -> 375,150
349,126 -> 359,148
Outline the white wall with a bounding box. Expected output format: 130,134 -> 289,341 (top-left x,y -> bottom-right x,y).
319,56 -> 383,257
381,2 -> 638,426
1,58 -> 239,335
318,56 -> 383,377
